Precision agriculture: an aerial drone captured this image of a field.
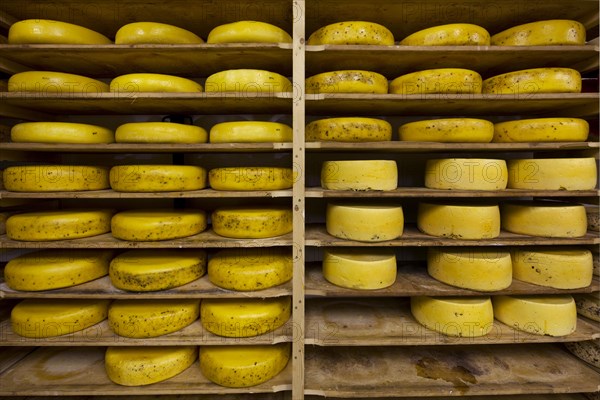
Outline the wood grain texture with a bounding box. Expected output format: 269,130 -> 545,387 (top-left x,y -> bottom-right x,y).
0,189 -> 293,199
1,142 -> 293,153
305,188 -> 599,199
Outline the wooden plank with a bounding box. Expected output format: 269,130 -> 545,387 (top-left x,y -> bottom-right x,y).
305,188 -> 599,199
1,142 -> 293,153
0,347 -> 35,374
0,103 -> 54,121
0,9 -> 17,31
304,395 -> 591,400
0,57 -> 29,75
0,189 -> 293,199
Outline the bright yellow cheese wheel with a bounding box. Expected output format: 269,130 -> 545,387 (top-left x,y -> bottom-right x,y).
418,202 -> 500,239
209,121 -> 292,143
575,293 -> 600,322
110,73 -> 202,93
108,299 -> 200,338
482,68 -> 581,94
8,71 -> 109,93
512,248 -> 592,289
11,299 -> 110,338
400,23 -> 490,46
3,165 -> 110,192
109,249 -> 206,292
208,248 -> 292,291
398,118 -> 493,143
306,70 -> 388,94
322,248 -> 397,289
321,160 -> 397,191
109,165 -> 207,192
111,209 -> 206,241
507,158 -> 597,190
201,297 -> 291,337
11,122 -> 115,144
491,20 -> 586,46
493,295 -> 576,336
6,209 -> 113,241
307,21 -> 394,45
205,69 -> 291,93
211,206 -> 292,238
106,346 -> 196,386
115,22 -> 204,44
207,21 -> 291,43
411,296 -> 494,337
501,202 -> 587,237
209,167 -> 294,191
200,343 -> 290,387
427,248 -> 512,291
493,118 -> 589,142
565,340 -> 600,369
115,122 -> 208,144
5,249 -> 113,291
425,158 -> 508,190
306,117 -> 392,142
326,203 -> 404,242
8,19 -> 111,44
390,68 -> 482,95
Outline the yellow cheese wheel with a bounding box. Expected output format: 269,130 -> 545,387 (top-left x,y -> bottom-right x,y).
493,118 -> 589,142
209,121 -> 292,143
400,23 -> 490,46
306,70 -> 388,94
3,165 -> 110,192
427,248 -> 512,291
11,122 -> 115,144
5,249 -> 113,291
111,209 -> 207,241
565,340 -> 600,369
425,158 -> 508,190
115,22 -> 204,44
201,297 -> 290,337
106,346 -> 196,386
410,296 -> 494,337
326,203 -> 404,242
418,202 -> 500,239
390,68 -> 482,95
209,167 -> 293,191
501,202 -> 587,237
115,122 -> 208,144
8,71 -> 109,93
211,206 -> 292,239
207,21 -> 291,43
482,68 -> 581,94
575,293 -> 600,322
491,20 -> 586,46
208,248 -> 292,291
11,299 -> 110,338
110,73 -> 202,93
307,21 -> 394,45
306,117 -> 392,142
493,295 -> 577,336
8,19 -> 111,44
110,165 -> 207,192
322,248 -> 397,289
398,118 -> 493,143
321,160 -> 397,191
507,158 -> 597,190
200,344 -> 290,387
512,248 -> 592,289
205,69 -> 291,93
109,249 -> 206,292
6,209 -> 113,241
108,299 -> 200,338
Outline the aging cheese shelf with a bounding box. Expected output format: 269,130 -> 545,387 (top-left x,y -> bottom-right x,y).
0,189 -> 293,199
0,142 -> 293,153
305,188 -> 599,199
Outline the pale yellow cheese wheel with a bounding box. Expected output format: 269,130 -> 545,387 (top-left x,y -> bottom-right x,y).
321,160 -> 398,191
398,118 -> 493,143
209,167 -> 293,191
211,206 -> 292,238
306,70 -> 388,94
401,23 -> 490,46
491,20 -> 586,46
507,158 -> 597,190
418,202 -> 500,239
390,68 -> 482,94
483,68 -> 581,94
512,248 -> 592,289
501,202 -> 587,237
8,71 -> 109,93
322,248 -> 397,289
111,209 -> 207,241
3,165 -> 110,192
492,118 -> 589,143
425,158 -> 508,190
326,203 -> 404,242
110,165 -> 207,192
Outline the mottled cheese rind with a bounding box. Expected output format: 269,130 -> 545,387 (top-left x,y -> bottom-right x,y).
482,68 -> 581,94
326,203 -> 404,242
115,122 -> 207,144
111,209 -> 207,241
401,23 -> 490,46
211,207 -> 292,239
491,20 -> 586,46
399,118 -> 493,143
306,117 -> 392,142
308,21 -> 394,45
306,70 -> 388,94
209,167 -> 293,191
418,202 -> 501,239
3,165 -> 110,192
110,165 -> 207,192
492,118 -> 589,143
11,122 -> 115,144
501,202 -> 587,238
390,68 -> 482,94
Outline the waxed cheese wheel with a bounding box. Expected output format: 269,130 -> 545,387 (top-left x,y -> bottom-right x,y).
401,23 -> 489,46
306,70 -> 388,94
306,117 -> 392,142
208,21 -> 291,43
3,165 -> 109,192
111,209 -> 207,241
110,165 -> 207,192
418,202 -> 500,239
512,248 -> 592,289
507,158 -> 597,190
425,158 -> 508,190
322,248 -> 397,289
211,206 -> 292,238
501,202 -> 587,238
308,21 -> 394,45
390,68 -> 482,94
326,203 -> 404,242
321,160 -> 398,191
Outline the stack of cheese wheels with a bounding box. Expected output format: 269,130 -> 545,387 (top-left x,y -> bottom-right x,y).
308,21 -> 394,45
116,122 -> 208,144
321,160 -> 398,191
211,206 -> 292,238
326,202 -> 404,242
3,165 -> 110,192
109,249 -> 207,291
390,68 -> 482,95
306,117 -> 392,142
11,122 -> 115,144
424,158 -> 508,190
418,202 -> 500,239
305,70 -> 388,94
507,157 -> 597,190
322,248 -> 397,290
109,164 -> 207,192
205,69 -> 291,93
398,118 -> 494,142
111,209 -> 207,241
492,118 -> 589,142
483,68 -> 582,94
575,292 -> 600,322
110,73 -> 202,92
115,22 -> 204,44
8,71 -> 109,93
9,19 -> 112,44
209,166 -> 294,191
208,21 -> 291,43
501,201 -> 587,237
209,121 -> 293,143
400,23 -> 490,45
491,20 -> 586,46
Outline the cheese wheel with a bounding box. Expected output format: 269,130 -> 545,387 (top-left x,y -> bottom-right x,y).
326,203 -> 404,242
11,299 -> 110,338
321,160 -> 397,191
482,68 -> 581,94
507,158 -> 597,190
491,20 -> 586,46
116,22 -> 204,44
3,165 -> 109,192
110,73 -> 202,93
208,248 -> 292,291
115,122 -> 208,144
8,19 -> 111,44
418,202 -> 500,239
493,118 -> 589,142
201,297 -> 290,337
501,202 -> 587,237
399,118 -> 493,143
110,165 -> 207,192
410,296 -> 494,337
108,299 -> 200,338
400,23 -> 490,46
306,70 -> 388,94
390,68 -> 482,95
8,71 -> 109,93
322,248 -> 397,289
565,340 -> 600,369
512,248 -> 592,289
425,158 -> 508,190
205,69 -> 291,93
5,249 -> 113,291
109,249 -> 206,292
207,21 -> 291,43
306,117 -> 392,142
307,21 -> 394,45
211,206 -> 292,239
11,122 -> 115,144
6,209 -> 113,241
209,167 -> 293,191
209,121 -> 292,143
493,295 -> 576,336
111,209 -> 207,241
200,344 -> 290,387
106,346 -> 196,386
427,248 -> 512,291
575,293 -> 600,322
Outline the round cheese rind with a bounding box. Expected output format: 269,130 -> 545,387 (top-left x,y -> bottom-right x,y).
8,71 -> 109,93
425,158 -> 508,190
399,118 -> 493,143
575,293 -> 600,322
390,68 -> 482,95
115,122 -> 207,144
308,21 -> 394,45
209,167 -> 293,191
501,202 -> 587,238
110,165 -> 207,192
205,69 -> 291,93
491,20 -> 586,46
482,68 -> 581,94
321,160 -> 398,191
401,23 -> 490,46
209,121 -> 292,143
322,248 -> 397,289
306,117 -> 392,142
211,207 -> 292,239
492,118 -> 589,143
110,73 -> 202,93
111,209 -> 207,241
3,165 -> 110,192
9,19 -> 111,44
207,21 -> 291,43
565,340 -> 600,369
507,158 -> 597,190
306,70 -> 388,94
326,203 -> 404,242
116,22 -> 204,44
418,202 -> 500,239
11,122 -> 114,144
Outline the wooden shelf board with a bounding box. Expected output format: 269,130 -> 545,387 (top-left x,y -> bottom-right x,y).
0,189 -> 293,199
0,142 -> 293,153
304,395 -> 591,400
